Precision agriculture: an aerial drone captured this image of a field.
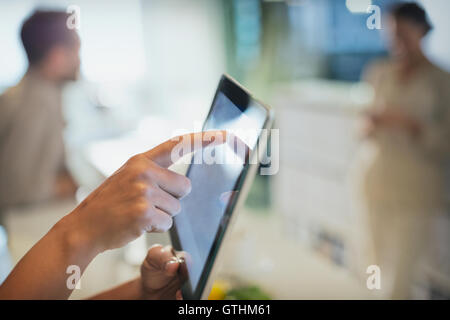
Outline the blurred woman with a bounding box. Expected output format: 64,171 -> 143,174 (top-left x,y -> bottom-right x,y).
355,2 -> 450,299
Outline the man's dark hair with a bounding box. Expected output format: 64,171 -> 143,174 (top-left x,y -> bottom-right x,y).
20,9 -> 77,65
389,2 -> 433,35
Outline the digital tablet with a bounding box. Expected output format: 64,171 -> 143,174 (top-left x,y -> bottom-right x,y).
169,74 -> 274,300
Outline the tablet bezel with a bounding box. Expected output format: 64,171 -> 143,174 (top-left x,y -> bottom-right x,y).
169,74 -> 273,300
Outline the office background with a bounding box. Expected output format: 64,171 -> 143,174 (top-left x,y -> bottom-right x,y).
0,0 -> 449,299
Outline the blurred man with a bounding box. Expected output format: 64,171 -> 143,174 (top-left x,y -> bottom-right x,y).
354,2 -> 450,299
0,10 -> 80,214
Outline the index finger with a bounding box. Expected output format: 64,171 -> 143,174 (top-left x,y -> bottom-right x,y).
143,130 -> 227,168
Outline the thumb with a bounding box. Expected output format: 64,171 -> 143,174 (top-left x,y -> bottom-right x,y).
164,259 -> 180,276
143,130 -> 227,168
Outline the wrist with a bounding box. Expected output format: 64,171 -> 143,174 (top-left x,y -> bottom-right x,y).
53,210 -> 103,260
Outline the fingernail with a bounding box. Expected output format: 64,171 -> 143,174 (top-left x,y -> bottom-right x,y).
164,258 -> 178,271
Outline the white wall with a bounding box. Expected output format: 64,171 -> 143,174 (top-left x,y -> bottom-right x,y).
0,0 -> 147,89
0,0 -> 34,89
140,0 -> 227,124
419,0 -> 450,71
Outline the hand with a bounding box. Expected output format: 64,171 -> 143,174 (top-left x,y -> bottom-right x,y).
140,244 -> 187,300
88,244 -> 189,300
366,109 -> 422,138
62,131 -> 226,253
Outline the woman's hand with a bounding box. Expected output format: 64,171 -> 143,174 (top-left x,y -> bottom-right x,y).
62,131 -> 226,254
0,131 -> 225,300
89,244 -> 187,300
140,244 -> 188,300
366,109 -> 422,138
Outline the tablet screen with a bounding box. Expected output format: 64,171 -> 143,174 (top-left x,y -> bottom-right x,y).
171,78 -> 268,297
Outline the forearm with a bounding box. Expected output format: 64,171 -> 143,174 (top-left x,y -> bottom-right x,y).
88,278 -> 143,300
0,212 -> 99,299
53,169 -> 78,198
